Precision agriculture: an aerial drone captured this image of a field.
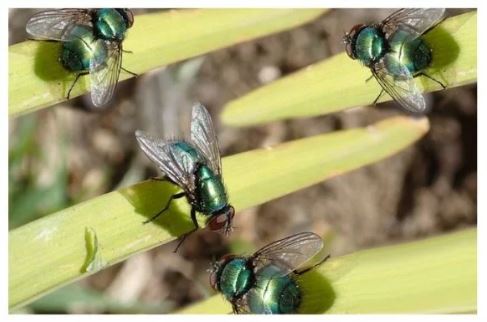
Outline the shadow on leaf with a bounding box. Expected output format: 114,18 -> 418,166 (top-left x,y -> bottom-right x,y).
298,269 -> 336,314
119,180 -> 196,238
423,25 -> 460,86
33,40 -> 86,99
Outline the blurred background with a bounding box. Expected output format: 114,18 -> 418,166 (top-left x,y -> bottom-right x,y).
9,9 -> 476,313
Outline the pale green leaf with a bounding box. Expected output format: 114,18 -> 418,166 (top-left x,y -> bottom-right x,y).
180,228 -> 476,314
222,11 -> 477,126
9,115 -> 428,309
9,9 -> 327,116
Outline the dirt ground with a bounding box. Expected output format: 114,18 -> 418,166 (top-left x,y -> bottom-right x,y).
9,9 -> 476,313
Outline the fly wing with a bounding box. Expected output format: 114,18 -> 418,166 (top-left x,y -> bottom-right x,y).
135,131 -> 196,192
381,8 -> 445,37
372,53 -> 427,113
89,41 -> 122,107
26,9 -> 92,41
190,103 -> 222,175
250,232 -> 325,277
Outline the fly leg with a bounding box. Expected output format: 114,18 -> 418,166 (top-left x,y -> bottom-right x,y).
66,72 -> 88,100
372,88 -> 385,105
417,72 -> 446,89
294,254 -> 331,275
143,192 -> 186,224
367,75 -> 385,106
121,66 -> 138,77
173,207 -> 199,253
150,176 -> 166,182
149,175 -> 173,183
173,208 -> 199,252
120,47 -> 138,77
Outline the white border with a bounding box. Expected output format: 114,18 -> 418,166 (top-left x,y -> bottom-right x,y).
0,1 -> 482,9
3,1 -> 481,321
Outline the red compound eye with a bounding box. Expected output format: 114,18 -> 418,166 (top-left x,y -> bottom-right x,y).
207,206 -> 234,233
209,270 -> 218,290
117,9 -> 134,28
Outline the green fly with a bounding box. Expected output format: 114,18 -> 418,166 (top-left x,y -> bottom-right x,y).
209,232 -> 329,314
26,8 -> 136,107
343,8 -> 446,113
135,104 -> 234,251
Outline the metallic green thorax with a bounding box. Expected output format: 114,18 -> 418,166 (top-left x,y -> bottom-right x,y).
60,25 -> 108,72
354,26 -> 387,66
217,258 -> 254,300
247,265 -> 301,314
172,141 -> 201,162
171,142 -> 228,215
94,9 -> 128,41
387,29 -> 432,77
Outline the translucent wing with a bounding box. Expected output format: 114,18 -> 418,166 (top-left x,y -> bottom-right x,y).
372,53 -> 426,113
250,232 -> 325,277
190,103 -> 222,175
230,292 -> 265,314
135,131 -> 197,192
25,9 -> 92,41
90,41 -> 122,107
381,8 -> 445,37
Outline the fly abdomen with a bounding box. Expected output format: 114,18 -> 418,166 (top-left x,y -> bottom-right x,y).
248,264 -> 301,314
60,25 -> 107,72
388,29 -> 432,76
406,38 -> 432,74
195,165 -> 228,214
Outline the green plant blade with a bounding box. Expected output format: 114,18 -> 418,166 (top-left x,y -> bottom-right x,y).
8,9 -> 327,117
180,228 -> 476,314
222,11 -> 477,126
25,284 -> 172,314
9,116 -> 428,309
